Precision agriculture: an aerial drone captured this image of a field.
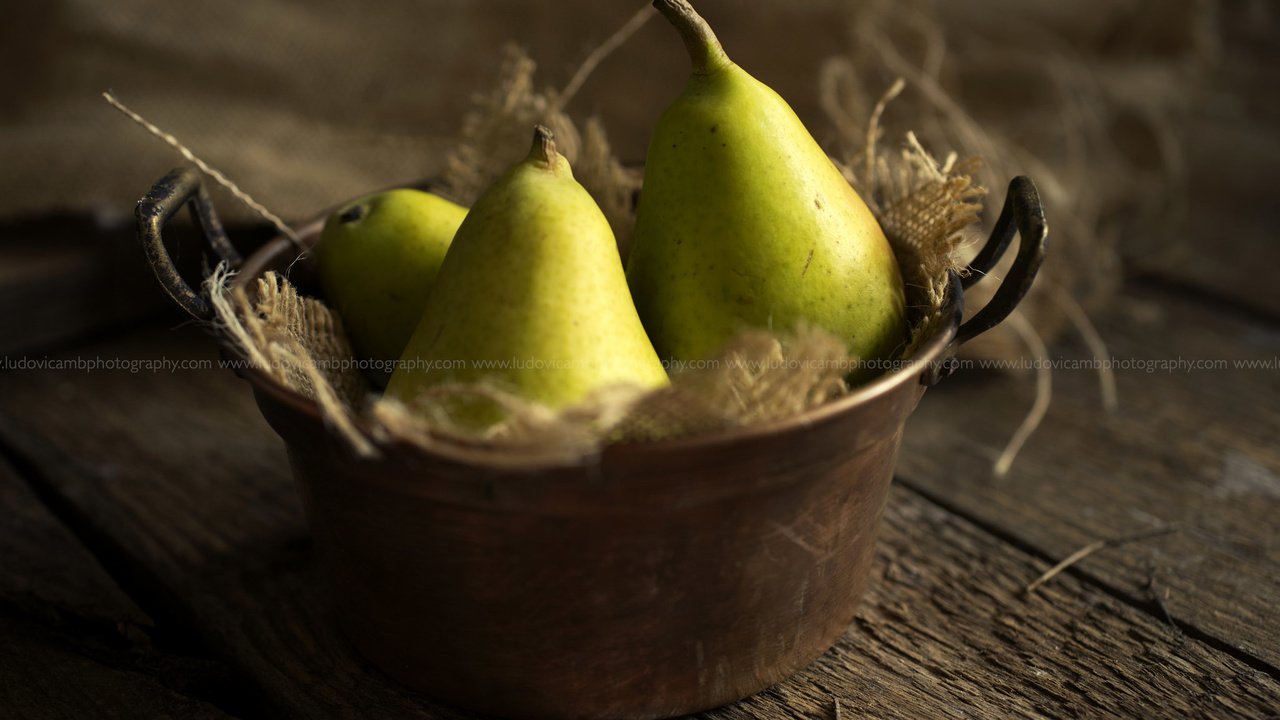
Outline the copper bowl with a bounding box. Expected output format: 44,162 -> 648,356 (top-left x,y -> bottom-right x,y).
137,168 -> 1046,719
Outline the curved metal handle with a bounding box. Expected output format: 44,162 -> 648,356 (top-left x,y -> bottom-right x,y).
135,167 -> 242,320
956,176 -> 1048,344
923,176 -> 1049,385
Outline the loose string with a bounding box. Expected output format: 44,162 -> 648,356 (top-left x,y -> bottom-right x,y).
102,90 -> 302,249
994,310 -> 1052,478
557,3 -> 655,109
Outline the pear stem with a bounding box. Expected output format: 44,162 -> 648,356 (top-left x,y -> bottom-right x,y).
529,124 -> 558,169
652,0 -> 731,75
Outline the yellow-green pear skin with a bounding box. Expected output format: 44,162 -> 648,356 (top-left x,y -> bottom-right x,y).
627,0 -> 908,375
317,189 -> 466,370
386,127 -> 669,427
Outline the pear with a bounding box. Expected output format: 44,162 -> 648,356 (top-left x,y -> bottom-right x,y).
627,0 -> 907,378
386,126 -> 669,428
317,189 -> 466,373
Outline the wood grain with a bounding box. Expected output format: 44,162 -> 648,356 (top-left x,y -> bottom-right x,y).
0,330 -> 460,718
0,322 -> 1276,717
0,451 -> 235,718
0,455 -> 145,631
708,487 -> 1280,719
0,616 -> 231,720
898,281 -> 1280,669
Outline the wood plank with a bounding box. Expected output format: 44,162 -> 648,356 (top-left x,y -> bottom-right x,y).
0,330 -> 460,719
0,325 -> 1276,717
0,217 -> 171,355
714,485 -> 1280,719
0,452 -> 238,718
0,616 -> 231,720
0,454 -> 145,631
898,281 -> 1280,669
0,214 -> 285,356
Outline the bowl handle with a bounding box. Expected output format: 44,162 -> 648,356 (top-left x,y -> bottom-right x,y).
922,176 -> 1049,386
135,166 -> 242,320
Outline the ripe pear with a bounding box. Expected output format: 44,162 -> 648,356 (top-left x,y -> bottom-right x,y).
386,126 -> 669,428
627,0 -> 908,378
317,189 -> 466,373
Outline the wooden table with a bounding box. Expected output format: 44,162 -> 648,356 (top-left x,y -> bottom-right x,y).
1,225 -> 1278,718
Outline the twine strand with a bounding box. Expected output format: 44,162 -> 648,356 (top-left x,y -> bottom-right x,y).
102,90 -> 301,248
557,3 -> 654,109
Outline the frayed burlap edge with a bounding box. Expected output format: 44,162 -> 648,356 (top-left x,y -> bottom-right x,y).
208,266 -> 375,456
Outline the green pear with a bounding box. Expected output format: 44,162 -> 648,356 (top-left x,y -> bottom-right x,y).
627,0 -> 907,378
316,189 -> 466,372
386,126 -> 669,428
